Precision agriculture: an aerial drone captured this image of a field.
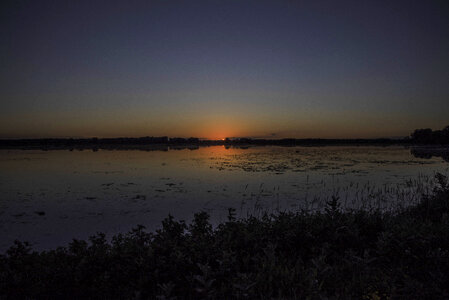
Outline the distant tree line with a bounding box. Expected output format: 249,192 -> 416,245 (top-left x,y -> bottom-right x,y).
0,137 -> 203,149
411,125 -> 449,144
224,137 -> 397,146
0,137 -> 405,150
1,126 -> 449,150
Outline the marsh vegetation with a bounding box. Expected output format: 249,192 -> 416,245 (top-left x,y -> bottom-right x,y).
1,173 -> 449,299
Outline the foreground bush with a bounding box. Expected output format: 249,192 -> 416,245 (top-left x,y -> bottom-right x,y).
1,175 -> 449,299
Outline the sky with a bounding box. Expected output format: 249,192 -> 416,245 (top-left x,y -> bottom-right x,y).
1,0 -> 448,140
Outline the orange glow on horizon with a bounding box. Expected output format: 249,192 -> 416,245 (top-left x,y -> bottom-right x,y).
197,122 -> 241,141
1,107 -> 445,140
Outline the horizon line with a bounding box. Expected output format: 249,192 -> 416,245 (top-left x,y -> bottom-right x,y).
0,135 -> 410,141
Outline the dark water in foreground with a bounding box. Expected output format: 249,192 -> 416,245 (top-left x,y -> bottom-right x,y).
0,145 -> 448,251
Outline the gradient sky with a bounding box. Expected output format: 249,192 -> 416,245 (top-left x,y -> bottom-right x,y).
1,0 -> 448,139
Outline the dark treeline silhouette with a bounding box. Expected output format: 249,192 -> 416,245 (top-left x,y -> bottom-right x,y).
1,126 -> 448,150
411,125 -> 449,144
0,137 -> 204,151
0,136 -> 410,151
224,137 -> 401,146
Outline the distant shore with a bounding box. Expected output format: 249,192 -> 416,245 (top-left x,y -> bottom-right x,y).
0,137 -> 417,150
2,126 -> 448,150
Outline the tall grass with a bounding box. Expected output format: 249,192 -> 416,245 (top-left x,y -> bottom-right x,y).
239,172 -> 443,218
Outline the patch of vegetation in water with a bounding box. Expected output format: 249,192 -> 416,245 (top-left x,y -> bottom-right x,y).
1,174 -> 449,299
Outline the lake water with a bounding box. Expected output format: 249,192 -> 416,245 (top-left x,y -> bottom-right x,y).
1,145 -> 448,251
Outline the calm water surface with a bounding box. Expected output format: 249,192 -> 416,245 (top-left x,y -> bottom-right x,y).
1,146 -> 448,251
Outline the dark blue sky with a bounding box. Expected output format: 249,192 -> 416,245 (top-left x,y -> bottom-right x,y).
1,0 -> 448,139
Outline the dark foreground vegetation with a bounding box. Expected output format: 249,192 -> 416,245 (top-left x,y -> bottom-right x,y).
1,174 -> 449,299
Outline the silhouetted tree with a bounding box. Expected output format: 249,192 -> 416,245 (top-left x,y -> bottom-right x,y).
443,126 -> 449,144
411,128 -> 433,143
411,126 -> 449,144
